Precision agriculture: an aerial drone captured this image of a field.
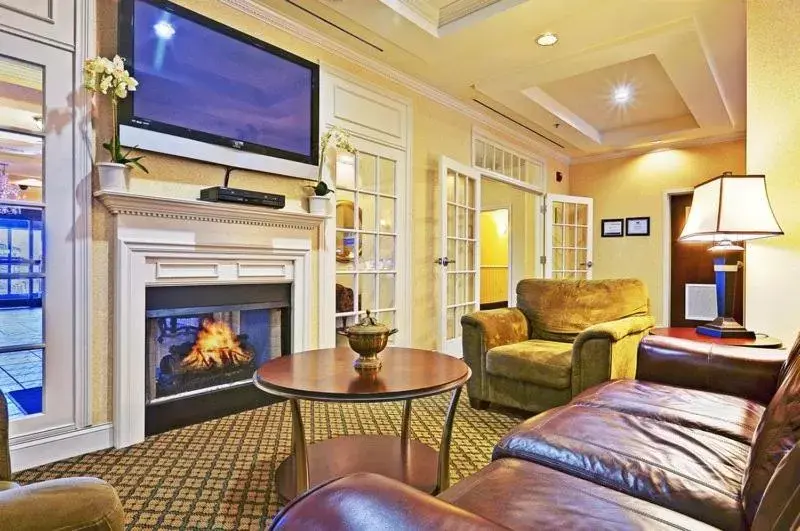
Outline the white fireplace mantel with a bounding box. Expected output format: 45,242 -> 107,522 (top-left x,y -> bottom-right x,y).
97,190 -> 328,448
94,190 -> 327,230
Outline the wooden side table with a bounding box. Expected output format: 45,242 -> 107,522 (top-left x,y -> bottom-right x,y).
254,347 -> 471,500
650,327 -> 783,349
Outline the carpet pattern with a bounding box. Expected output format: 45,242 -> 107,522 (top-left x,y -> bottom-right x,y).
14,394 -> 523,530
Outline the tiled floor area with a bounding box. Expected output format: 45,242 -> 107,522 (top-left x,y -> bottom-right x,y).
0,307 -> 43,419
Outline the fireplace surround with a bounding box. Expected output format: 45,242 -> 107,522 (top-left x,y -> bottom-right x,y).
96,191 -> 326,448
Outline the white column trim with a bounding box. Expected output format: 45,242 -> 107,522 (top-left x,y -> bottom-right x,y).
73,0 -> 96,429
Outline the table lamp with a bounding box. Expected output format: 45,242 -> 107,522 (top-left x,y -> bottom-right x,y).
679,172 -> 783,338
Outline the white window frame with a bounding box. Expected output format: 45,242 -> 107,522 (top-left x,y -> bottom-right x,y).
318,68 -> 412,348
471,128 -> 547,194
3,0 -> 94,460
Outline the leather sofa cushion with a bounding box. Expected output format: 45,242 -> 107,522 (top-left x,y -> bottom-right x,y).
516,278 -> 649,342
486,340 -> 572,389
439,458 -> 717,531
573,379 -> 765,445
493,405 -> 749,530
742,345 -> 800,525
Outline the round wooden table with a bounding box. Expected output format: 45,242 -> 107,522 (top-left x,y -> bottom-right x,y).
253,347 -> 471,500
650,327 -> 783,349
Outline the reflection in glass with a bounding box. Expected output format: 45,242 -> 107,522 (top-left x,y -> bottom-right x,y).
379,158 -> 395,195
378,197 -> 395,233
358,153 -> 377,191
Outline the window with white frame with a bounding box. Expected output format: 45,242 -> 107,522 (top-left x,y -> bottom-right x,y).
473,136 -> 545,190
334,148 -> 401,340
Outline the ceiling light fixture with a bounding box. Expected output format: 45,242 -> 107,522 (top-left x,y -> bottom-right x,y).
536,33 -> 558,46
612,84 -> 633,105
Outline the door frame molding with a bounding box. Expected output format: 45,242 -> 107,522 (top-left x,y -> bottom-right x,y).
662,188 -> 694,327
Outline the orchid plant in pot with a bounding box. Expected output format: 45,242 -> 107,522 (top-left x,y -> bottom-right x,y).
84,55 -> 147,191
306,126 -> 356,214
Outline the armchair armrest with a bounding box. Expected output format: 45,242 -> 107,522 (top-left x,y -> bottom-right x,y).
571,314 -> 655,394
0,477 -> 124,531
461,308 -> 529,403
637,335 -> 787,404
270,473 -> 507,530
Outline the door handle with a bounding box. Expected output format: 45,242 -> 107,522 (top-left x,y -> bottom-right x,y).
435,257 -> 455,266
579,261 -> 593,268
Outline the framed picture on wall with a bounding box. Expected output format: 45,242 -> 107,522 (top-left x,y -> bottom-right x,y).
626,216 -> 651,236
601,218 -> 624,237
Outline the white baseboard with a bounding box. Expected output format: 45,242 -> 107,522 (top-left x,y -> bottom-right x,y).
10,423 -> 114,472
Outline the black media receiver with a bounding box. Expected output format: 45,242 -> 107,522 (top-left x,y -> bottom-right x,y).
199,187 -> 286,209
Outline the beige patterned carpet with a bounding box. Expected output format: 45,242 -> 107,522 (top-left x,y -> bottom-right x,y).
14,394 -> 523,530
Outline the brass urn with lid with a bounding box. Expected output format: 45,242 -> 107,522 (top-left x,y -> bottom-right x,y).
337,310 -> 398,369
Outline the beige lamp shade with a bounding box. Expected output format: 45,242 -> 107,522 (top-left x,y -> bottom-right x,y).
679,173 -> 783,243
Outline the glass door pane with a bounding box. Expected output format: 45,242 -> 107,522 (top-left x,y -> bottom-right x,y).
545,195 -> 593,280
334,141 -> 402,346
0,54 -> 44,420
1,33 -> 76,437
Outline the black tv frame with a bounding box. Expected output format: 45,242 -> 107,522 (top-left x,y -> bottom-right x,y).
118,0 -> 319,167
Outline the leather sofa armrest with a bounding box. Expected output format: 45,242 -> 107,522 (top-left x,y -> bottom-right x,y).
637,335 -> 787,404
461,308 -> 529,401
0,477 -> 124,531
270,473 -> 508,531
571,315 -> 655,393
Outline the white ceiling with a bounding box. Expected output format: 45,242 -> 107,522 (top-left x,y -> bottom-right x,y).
261,0 -> 745,160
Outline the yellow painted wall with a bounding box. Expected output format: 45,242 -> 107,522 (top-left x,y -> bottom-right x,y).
479,210 -> 509,304
480,210 -> 509,266
745,0 -> 800,344
91,0 -> 563,422
570,140 -> 745,325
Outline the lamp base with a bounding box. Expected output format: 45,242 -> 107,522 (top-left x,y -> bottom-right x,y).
696,317 -> 756,339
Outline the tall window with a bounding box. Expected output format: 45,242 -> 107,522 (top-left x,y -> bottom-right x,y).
334,147 -> 400,339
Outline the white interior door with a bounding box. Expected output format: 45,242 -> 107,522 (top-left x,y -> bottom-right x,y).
438,157 -> 480,357
544,194 -> 594,280
0,32 -> 77,437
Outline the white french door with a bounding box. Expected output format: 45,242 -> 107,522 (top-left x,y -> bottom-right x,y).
438,157 -> 480,357
0,33 -> 77,437
333,137 -> 408,345
544,194 -> 594,280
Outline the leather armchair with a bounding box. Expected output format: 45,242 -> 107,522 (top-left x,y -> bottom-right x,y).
462,278 -> 654,412
0,394 -> 124,531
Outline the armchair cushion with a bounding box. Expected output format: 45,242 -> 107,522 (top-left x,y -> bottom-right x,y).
517,278 -> 650,342
0,481 -> 17,492
486,340 -> 572,389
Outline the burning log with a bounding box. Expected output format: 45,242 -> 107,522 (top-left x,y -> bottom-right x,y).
181,318 -> 253,371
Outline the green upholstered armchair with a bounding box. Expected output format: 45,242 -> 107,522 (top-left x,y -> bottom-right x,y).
461,278 -> 654,413
0,394 -> 124,531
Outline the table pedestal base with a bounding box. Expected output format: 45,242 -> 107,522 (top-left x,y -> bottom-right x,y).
276,434 -> 439,500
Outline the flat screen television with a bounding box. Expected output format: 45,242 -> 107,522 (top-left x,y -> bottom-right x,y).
118,0 -> 319,179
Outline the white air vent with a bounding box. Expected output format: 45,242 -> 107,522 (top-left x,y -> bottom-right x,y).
685,284 -> 717,321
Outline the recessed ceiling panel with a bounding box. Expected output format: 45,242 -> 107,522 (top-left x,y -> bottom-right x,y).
535,54 -> 692,133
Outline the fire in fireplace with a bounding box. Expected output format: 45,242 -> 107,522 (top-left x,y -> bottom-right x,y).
144,284 -> 290,410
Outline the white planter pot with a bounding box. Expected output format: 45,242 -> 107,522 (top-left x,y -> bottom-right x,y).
308,195 -> 330,215
96,162 -> 129,192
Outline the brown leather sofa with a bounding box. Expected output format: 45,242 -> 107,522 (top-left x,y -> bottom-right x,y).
0,394 -> 124,531
270,335 -> 800,530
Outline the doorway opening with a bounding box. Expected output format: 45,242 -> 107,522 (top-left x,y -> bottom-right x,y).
480,208 -> 510,310
667,192 -> 743,326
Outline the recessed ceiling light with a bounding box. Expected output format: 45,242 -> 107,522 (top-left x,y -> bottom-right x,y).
612,84 -> 633,105
536,33 -> 558,46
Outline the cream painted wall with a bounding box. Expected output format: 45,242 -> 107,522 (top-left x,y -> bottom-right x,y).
91,0 -> 563,422
745,0 -> 800,344
570,140 -> 745,325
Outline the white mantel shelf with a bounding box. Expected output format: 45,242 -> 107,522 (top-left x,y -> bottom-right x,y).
94,190 -> 327,230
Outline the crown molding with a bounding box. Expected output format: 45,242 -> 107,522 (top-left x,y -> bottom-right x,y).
94,190 -> 326,230
219,0 -> 571,164
570,131 -> 746,166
